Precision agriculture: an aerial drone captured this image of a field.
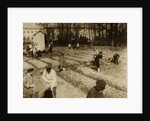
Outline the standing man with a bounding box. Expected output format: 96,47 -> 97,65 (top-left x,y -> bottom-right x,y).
59,53 -> 66,71
23,68 -> 38,98
33,43 -> 38,58
42,64 -> 57,98
76,42 -> 80,49
28,43 -> 33,57
92,47 -> 99,66
95,52 -> 103,72
68,43 -> 71,49
48,41 -> 53,58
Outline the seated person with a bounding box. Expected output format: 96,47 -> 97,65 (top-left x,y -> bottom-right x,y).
23,68 -> 38,98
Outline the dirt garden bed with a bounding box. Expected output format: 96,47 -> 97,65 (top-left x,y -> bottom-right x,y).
58,70 -> 126,98
75,65 -> 127,92
27,59 -> 48,69
40,58 -> 59,67
23,61 -> 35,70
52,56 -> 80,66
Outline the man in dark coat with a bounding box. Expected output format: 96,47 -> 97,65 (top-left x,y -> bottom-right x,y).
87,79 -> 106,98
95,52 -> 103,72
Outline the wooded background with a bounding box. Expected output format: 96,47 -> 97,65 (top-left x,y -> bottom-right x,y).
37,23 -> 127,47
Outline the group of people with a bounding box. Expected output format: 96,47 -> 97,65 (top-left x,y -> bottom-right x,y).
23,64 -> 57,98
92,48 -> 120,72
23,63 -> 107,98
26,42 -> 42,58
68,43 -> 80,49
23,45 -> 121,98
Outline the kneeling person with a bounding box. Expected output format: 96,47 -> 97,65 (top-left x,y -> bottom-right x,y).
111,53 -> 120,65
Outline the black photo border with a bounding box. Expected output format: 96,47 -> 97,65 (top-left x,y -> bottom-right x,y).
1,0 -> 149,118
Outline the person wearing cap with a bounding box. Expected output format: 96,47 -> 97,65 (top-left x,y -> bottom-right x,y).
42,64 -> 57,98
23,68 -> 38,98
87,79 -> 106,98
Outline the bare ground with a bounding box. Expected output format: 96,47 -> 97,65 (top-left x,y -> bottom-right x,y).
23,46 -> 127,98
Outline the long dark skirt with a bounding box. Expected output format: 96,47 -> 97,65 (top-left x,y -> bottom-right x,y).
95,60 -> 100,68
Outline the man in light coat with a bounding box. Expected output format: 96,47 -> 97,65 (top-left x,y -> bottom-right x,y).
42,64 -> 57,98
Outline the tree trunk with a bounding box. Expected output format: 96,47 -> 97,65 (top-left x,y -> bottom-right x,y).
93,24 -> 96,45
99,24 -> 101,45
61,23 -> 64,44
110,23 -> 114,47
115,23 -> 118,47
89,24 -> 91,42
67,23 -> 68,42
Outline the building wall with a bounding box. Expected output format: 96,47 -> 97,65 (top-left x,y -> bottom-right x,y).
23,29 -> 41,42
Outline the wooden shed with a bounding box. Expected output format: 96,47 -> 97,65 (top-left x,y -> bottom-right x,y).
33,31 -> 45,51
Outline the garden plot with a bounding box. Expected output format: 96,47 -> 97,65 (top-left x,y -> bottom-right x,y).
23,46 -> 127,98
27,59 -> 48,69
58,70 -> 126,98
23,68 -> 86,98
54,50 -> 92,63
40,58 -> 59,67
23,56 -> 32,61
33,75 -> 86,98
64,55 -> 89,63
23,61 -> 35,70
54,47 -> 120,63
75,65 -> 127,91
33,76 -> 47,97
59,70 -> 96,92
57,76 -> 86,98
52,56 -> 80,66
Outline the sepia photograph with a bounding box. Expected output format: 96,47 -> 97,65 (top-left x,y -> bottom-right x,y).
23,23 -> 127,98
8,7 -> 142,113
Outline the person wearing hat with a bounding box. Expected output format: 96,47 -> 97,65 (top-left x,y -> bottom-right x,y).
42,64 -> 57,98
86,79 -> 106,98
23,68 -> 38,98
